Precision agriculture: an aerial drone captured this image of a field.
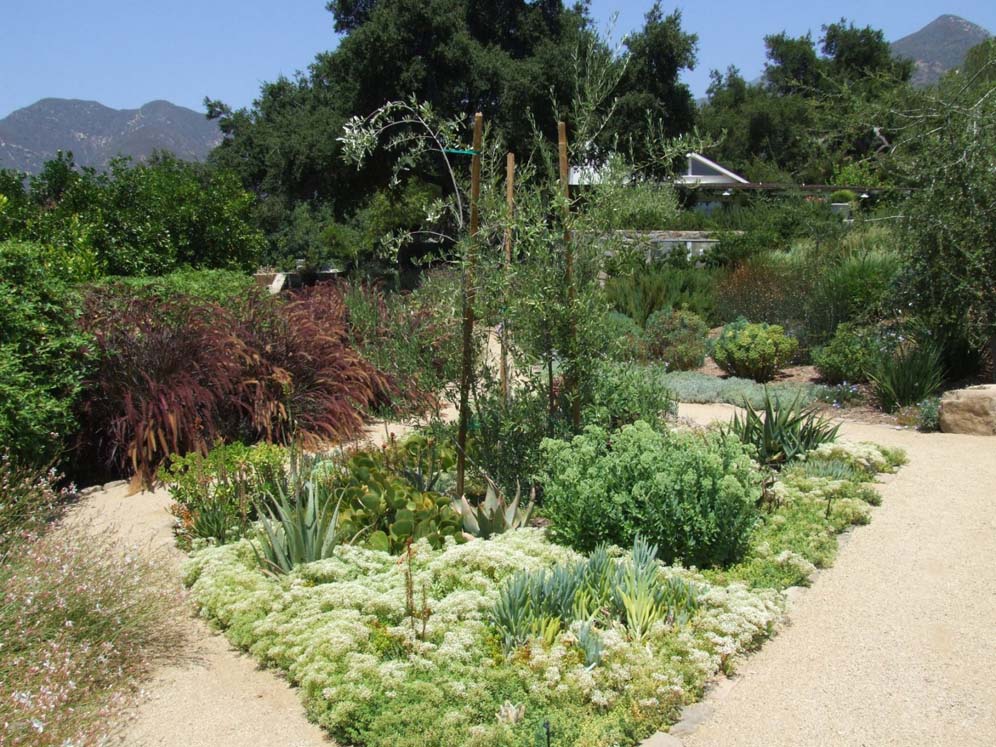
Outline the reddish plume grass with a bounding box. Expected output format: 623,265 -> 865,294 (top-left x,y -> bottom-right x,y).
75,282 -> 393,486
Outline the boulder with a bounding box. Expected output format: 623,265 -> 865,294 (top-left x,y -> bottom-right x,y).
939,385 -> 996,435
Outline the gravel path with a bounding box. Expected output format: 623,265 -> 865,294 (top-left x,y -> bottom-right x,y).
676,403 -> 996,747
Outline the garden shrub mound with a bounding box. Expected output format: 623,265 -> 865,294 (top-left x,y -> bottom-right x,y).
185,530 -> 781,747
644,309 -> 709,371
540,421 -> 761,567
711,319 -> 798,383
0,241 -> 91,470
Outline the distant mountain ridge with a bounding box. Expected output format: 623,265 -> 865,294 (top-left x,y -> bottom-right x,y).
891,14 -> 992,86
0,98 -> 222,174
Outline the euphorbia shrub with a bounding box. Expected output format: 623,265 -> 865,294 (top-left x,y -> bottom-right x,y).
539,421 -> 761,567
711,318 -> 798,382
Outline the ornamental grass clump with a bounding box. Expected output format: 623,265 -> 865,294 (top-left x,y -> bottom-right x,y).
539,421 -> 761,567
711,318 -> 799,382
867,342 -> 944,413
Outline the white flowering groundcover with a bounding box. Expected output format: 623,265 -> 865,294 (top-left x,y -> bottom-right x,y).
183,441 -> 903,747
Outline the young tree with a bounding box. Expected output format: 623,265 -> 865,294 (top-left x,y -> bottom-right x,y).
890,51 -> 996,377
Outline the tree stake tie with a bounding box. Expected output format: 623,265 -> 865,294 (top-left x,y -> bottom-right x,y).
443,148 -> 479,156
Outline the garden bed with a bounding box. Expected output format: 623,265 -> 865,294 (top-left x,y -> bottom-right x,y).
183,437 -> 904,747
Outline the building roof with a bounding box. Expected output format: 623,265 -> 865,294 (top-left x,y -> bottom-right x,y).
677,152 -> 749,186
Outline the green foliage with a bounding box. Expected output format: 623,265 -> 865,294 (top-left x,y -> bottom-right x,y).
727,389 -> 840,469
540,421 -> 761,566
491,538 -> 699,653
1,154 -> 264,276
697,22 -> 911,181
586,171 -> 681,230
605,266 -> 715,326
254,475 -> 342,575
889,60 -> 996,374
333,446 -> 463,553
162,442 -> 287,546
812,323 -> 888,384
603,311 -> 646,360
342,278 -> 462,416
644,309 -> 709,371
915,397 -> 941,432
829,189 -> 857,204
94,268 -> 262,310
0,240 -> 91,468
454,478 -> 534,539
583,362 -> 677,431
711,319 -> 798,382
868,343 -> 944,413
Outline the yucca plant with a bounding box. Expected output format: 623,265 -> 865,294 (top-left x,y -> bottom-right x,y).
867,342 -> 944,414
454,477 -> 534,539
728,388 -> 840,469
253,478 -> 342,575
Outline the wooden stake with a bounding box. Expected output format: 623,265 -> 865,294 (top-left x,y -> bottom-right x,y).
500,152 -> 515,402
558,121 -> 580,429
456,112 -> 484,499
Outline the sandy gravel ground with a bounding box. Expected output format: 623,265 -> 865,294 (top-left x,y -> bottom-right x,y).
66,483 -> 331,747
677,403 -> 996,747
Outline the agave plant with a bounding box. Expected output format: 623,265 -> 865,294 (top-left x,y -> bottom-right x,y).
253,478 -> 341,575
454,477 -> 534,539
728,388 -> 840,469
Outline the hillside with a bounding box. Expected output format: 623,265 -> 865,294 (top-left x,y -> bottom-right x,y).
892,14 -> 992,86
0,98 -> 222,173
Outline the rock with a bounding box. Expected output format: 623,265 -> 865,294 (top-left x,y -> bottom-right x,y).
102,479 -> 127,491
669,702 -> 714,737
78,485 -> 103,496
640,733 -> 683,747
939,385 -> 996,436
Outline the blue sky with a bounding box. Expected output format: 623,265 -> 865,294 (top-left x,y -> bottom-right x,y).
2,1 -> 994,118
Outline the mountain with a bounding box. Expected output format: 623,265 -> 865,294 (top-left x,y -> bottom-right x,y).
0,98 -> 222,173
892,14 -> 992,87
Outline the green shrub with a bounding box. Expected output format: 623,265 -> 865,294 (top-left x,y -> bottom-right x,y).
829,189 -> 858,204
604,311 -> 645,360
0,240 -> 91,468
812,323 -> 887,384
540,421 -> 761,566
805,251 -> 900,345
644,309 -> 710,371
583,363 -> 677,431
162,442 -> 287,546
916,397 -> 941,432
727,389 -> 840,469
711,319 -> 798,382
605,266 -> 715,326
95,269 -> 262,310
868,343 -> 944,413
